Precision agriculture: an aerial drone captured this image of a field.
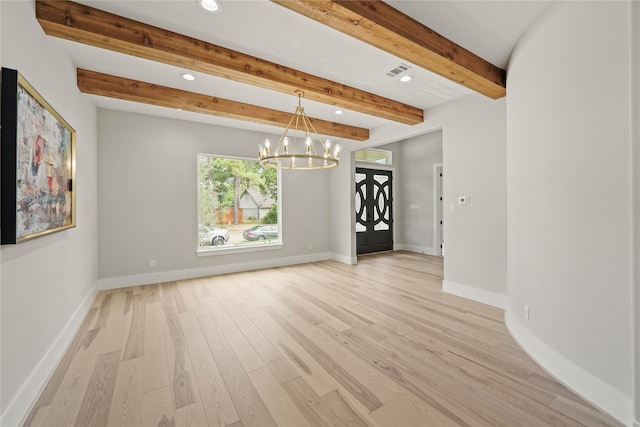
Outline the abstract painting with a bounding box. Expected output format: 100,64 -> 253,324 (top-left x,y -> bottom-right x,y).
1,68 -> 76,244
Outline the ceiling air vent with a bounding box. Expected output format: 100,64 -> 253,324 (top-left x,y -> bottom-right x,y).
386,63 -> 411,78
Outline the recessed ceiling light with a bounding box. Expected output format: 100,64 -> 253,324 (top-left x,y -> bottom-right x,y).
181,73 -> 195,81
335,110 -> 343,115
199,0 -> 221,13
400,75 -> 413,83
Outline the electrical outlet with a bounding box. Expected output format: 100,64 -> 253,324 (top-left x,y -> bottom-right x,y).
524,305 -> 530,321
308,244 -> 312,251
149,259 -> 156,268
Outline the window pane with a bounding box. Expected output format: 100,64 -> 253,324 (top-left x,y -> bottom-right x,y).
355,172 -> 367,232
355,149 -> 392,165
373,174 -> 390,231
197,154 -> 280,250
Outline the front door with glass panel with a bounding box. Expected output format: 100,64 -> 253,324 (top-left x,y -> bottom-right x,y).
355,168 -> 393,254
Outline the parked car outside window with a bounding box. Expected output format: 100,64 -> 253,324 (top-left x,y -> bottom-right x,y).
242,225 -> 278,241
199,226 -> 229,247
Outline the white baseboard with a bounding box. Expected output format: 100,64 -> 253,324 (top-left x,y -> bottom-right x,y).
505,308 -> 632,426
442,280 -> 506,309
98,252 -> 333,290
395,244 -> 438,256
331,253 -> 357,265
0,282 -> 100,427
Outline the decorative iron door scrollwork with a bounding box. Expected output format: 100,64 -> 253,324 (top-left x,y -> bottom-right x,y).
356,168 -> 393,254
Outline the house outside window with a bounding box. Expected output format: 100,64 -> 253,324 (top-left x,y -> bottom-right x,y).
197,154 -> 280,253
239,188 -> 276,221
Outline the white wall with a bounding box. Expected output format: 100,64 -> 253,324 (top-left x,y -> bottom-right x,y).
335,93 -> 507,306
506,1 -> 633,423
0,2 -> 99,425
97,109 -> 331,285
380,131 -> 443,255
633,1 -> 640,423
432,95 -> 507,307
329,151 -> 357,265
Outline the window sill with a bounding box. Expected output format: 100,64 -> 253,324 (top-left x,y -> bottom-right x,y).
196,242 -> 283,257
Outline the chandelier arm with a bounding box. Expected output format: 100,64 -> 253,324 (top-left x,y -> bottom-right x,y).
274,110 -> 299,153
300,111 -> 317,156
302,111 -> 327,156
294,111 -> 302,169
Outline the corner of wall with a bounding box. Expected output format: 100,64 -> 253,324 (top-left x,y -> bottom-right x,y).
395,244 -> 438,256
442,280 -> 506,309
328,152 -> 356,262
331,253 -> 357,265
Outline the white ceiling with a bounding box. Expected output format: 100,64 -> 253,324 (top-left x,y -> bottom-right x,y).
62,0 -> 550,145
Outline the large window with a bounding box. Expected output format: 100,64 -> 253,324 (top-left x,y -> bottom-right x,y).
197,154 -> 280,252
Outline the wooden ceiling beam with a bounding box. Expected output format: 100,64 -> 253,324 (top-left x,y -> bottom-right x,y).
77,69 -> 369,141
271,0 -> 506,99
36,0 -> 422,125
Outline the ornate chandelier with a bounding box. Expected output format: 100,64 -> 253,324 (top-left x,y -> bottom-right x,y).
259,92 -> 340,170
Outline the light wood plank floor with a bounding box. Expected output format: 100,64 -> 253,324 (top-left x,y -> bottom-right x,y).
24,251 -> 622,427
